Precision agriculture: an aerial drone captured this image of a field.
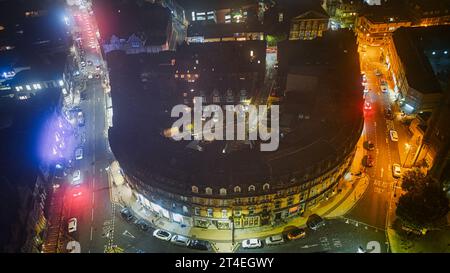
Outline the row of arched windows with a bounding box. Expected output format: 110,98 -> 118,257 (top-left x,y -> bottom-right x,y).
191,183 -> 270,195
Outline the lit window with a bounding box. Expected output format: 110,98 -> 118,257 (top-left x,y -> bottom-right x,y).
278,12 -> 284,22
26,85 -> 31,91
194,207 -> 200,215
234,186 -> 241,193
263,183 -> 270,190
222,209 -> 227,218
248,185 -> 256,192
192,185 -> 198,193
59,80 -> 64,86
219,188 -> 227,195
205,187 -> 212,195
36,83 -> 41,89
207,208 -> 213,217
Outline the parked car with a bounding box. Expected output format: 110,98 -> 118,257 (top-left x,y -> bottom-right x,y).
152,229 -> 172,241
135,219 -> 149,231
241,239 -> 262,249
72,170 -> 81,185
306,214 -> 325,231
120,207 -> 133,221
265,234 -> 285,246
392,164 -> 402,178
363,140 -> 375,151
68,218 -> 77,233
75,148 -> 83,160
389,130 -> 399,142
170,235 -> 191,247
384,108 -> 394,120
363,155 -> 374,167
287,227 -> 306,240
188,240 -> 210,251
72,185 -> 82,198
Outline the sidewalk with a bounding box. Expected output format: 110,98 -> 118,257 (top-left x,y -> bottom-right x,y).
108,137 -> 370,252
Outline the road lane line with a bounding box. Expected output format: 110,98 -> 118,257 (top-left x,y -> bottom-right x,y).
91,208 -> 94,222
90,226 -> 93,241
92,192 -> 95,205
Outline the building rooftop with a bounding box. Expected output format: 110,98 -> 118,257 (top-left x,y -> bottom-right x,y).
393,26 -> 450,94
361,2 -> 412,23
108,30 -> 363,195
187,21 -> 264,39
179,0 -> 258,12
94,0 -> 171,46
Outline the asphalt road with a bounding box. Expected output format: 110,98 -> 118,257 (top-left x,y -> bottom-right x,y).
111,205 -> 214,253
64,5 -> 113,253
236,218 -> 388,253
347,46 -> 408,232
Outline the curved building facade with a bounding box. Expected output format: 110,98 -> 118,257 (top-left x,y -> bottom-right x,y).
108,31 -> 364,230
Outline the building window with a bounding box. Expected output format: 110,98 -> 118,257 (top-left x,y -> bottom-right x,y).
278,12 -> 284,22
248,206 -> 255,215
263,183 -> 270,191
192,186 -> 198,193
222,209 -> 227,218
234,208 -> 241,216
234,186 -> 241,193
274,200 -> 281,209
207,208 -> 213,217
219,188 -> 227,195
205,187 -> 212,195
248,185 -> 256,192
287,196 -> 294,206
183,206 -> 188,213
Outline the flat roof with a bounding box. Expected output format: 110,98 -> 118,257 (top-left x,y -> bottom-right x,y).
94,0 -> 170,45
187,21 -> 264,38
393,26 -> 450,94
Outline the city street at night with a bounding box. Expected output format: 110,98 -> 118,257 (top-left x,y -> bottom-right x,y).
0,0 -> 449,268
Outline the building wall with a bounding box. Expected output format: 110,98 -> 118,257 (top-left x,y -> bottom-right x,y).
289,17 -> 329,40
127,145 -> 357,230
356,16 -> 412,46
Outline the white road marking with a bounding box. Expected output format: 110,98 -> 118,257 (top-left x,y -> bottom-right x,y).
123,230 -> 135,239
92,192 -> 95,205
90,226 -> 93,241
380,168 -> 384,178
386,138 -> 388,144
91,208 -> 94,222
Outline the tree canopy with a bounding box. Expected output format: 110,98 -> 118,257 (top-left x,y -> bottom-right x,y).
396,171 -> 449,229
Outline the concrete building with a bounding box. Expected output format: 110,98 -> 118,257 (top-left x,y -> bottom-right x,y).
94,0 -> 185,53
355,4 -> 412,46
385,26 -> 450,113
106,30 -> 363,230
265,0 -> 330,41
180,0 -> 261,25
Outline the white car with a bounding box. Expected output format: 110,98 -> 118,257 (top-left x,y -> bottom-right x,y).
68,218 -> 77,233
265,235 -> 285,246
72,170 -> 81,185
152,229 -> 172,241
392,164 -> 402,178
75,148 -> 83,160
170,235 -> 191,247
241,239 -> 262,249
389,130 -> 399,142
